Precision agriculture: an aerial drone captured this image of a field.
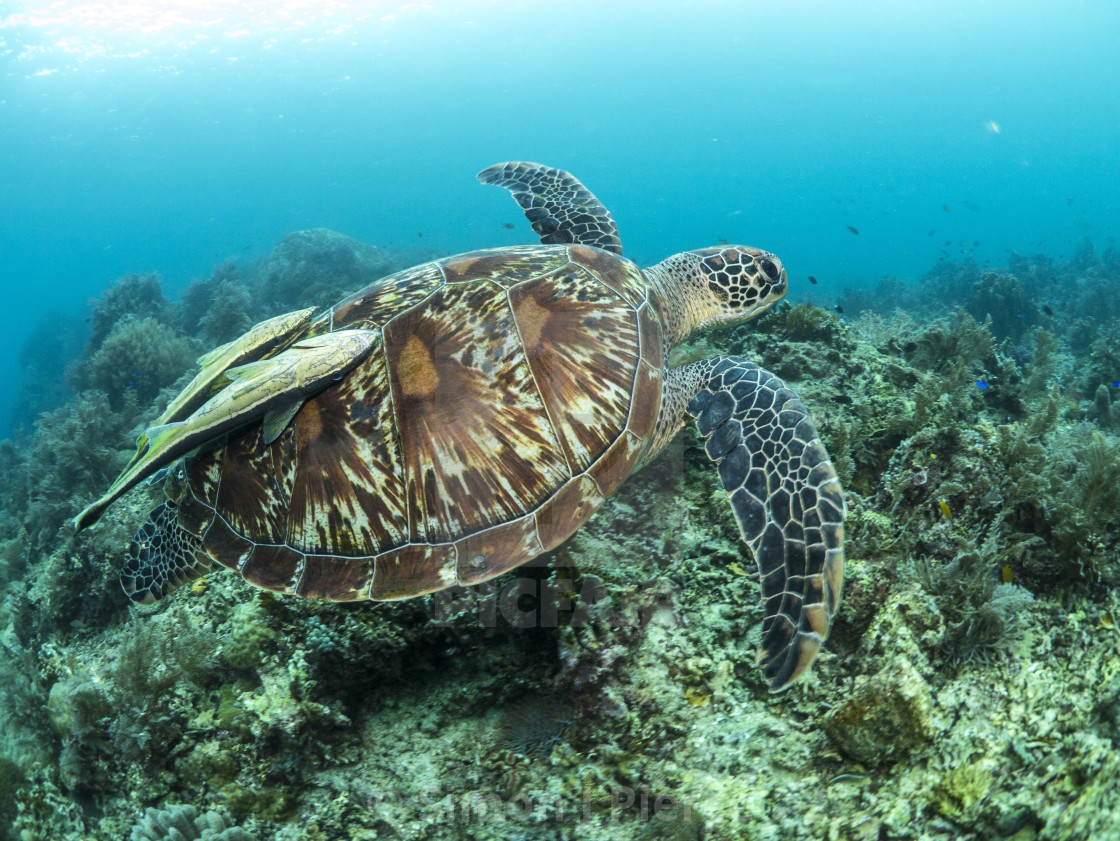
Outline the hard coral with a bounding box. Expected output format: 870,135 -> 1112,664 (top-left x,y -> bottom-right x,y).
129,803 -> 251,841
255,228 -> 394,312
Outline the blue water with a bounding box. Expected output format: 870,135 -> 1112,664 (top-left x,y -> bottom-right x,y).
1,0 -> 1118,438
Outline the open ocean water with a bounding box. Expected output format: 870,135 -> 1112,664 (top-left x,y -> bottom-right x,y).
1,0 -> 1117,437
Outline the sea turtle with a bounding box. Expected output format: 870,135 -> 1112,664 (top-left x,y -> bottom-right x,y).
76,162 -> 845,691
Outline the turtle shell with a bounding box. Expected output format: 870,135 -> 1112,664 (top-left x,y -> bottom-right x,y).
170,244 -> 665,601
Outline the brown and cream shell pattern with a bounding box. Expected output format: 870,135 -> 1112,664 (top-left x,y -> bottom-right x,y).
173,243 -> 664,602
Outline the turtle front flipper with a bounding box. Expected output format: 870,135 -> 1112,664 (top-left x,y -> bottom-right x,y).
120,502 -> 214,604
478,161 -> 623,255
683,357 -> 845,692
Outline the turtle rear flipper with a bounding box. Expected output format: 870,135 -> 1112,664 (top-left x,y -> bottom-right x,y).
478,161 -> 623,255
684,357 -> 845,692
121,502 -> 214,604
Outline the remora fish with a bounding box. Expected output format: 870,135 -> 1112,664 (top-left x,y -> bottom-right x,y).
73,328 -> 379,531
160,306 -> 317,425
122,307 -> 317,473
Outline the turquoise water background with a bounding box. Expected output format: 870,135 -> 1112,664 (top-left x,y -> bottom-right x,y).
1,0 -> 1117,439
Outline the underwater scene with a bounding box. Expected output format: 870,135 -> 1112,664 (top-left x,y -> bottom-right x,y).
2,2 -> 1120,840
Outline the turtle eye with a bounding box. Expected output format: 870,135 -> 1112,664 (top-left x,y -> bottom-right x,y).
759,258 -> 779,281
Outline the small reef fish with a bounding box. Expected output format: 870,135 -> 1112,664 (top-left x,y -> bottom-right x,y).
938,500 -> 953,520
1042,305 -> 1053,316
834,305 -> 844,314
1113,381 -> 1120,388
942,205 -> 951,212
501,223 -> 516,229
847,226 -> 859,235
976,380 -> 990,389
808,275 -> 818,285
1001,564 -> 1014,583
73,329 -> 381,532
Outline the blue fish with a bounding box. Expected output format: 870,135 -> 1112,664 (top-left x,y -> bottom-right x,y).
976,380 -> 990,390
1113,381 -> 1120,388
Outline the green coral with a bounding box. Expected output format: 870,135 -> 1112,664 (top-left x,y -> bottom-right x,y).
22,390 -> 137,544
86,272 -> 169,352
178,260 -> 254,348
1089,382 -> 1120,431
822,657 -> 934,765
44,608 -> 218,787
0,757 -> 26,841
929,760 -> 994,823
222,599 -> 278,671
70,316 -> 196,411
965,270 -> 1038,340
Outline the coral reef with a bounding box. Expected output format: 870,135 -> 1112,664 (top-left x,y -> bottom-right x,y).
69,316 -> 196,411
129,804 -> 250,841
965,270 -> 1038,340
822,657 -> 933,765
176,260 -> 254,348
1,233 -> 1119,840
254,228 -> 395,312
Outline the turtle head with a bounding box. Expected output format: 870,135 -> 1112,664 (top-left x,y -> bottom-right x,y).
646,245 -> 788,343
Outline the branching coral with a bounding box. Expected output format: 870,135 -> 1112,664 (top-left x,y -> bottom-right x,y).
178,260 -> 254,348
23,390 -> 137,543
915,528 -> 1035,663
965,271 -> 1038,340
70,316 -> 196,411
45,608 -> 219,787
87,273 -> 169,352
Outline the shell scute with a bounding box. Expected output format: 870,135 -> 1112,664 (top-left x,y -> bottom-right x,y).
383,278 -> 569,543
508,266 -> 639,473
454,516 -> 544,587
369,544 -> 457,601
440,245 -> 570,288
241,544 -> 302,594
585,430 -> 646,499
626,361 -> 662,442
297,554 -> 374,601
202,517 -> 254,572
285,352 -> 407,554
535,474 -> 606,551
326,261 -> 446,331
217,425 -> 292,543
567,245 -> 646,307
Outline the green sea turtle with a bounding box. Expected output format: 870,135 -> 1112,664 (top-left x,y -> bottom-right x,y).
76,162 -> 845,691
